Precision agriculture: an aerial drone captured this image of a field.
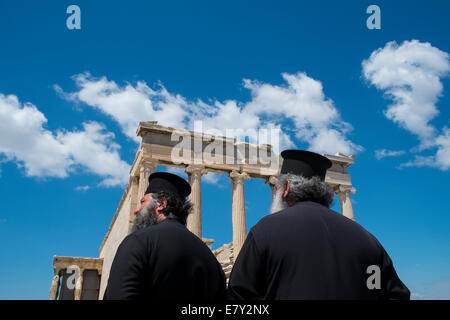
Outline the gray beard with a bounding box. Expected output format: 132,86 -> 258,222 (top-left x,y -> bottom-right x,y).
270,187 -> 289,214
130,200 -> 158,234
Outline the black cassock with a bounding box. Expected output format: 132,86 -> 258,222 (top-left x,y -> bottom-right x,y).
227,201 -> 410,300
103,219 -> 226,300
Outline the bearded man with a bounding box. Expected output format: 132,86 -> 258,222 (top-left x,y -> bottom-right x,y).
227,150 -> 410,300
103,172 -> 226,300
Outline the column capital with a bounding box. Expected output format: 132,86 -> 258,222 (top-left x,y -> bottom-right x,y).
140,160 -> 159,172
229,170 -> 250,184
185,165 -> 208,177
138,160 -> 158,199
335,185 -> 356,195
53,266 -> 62,276
265,175 -> 279,186
265,175 -> 278,198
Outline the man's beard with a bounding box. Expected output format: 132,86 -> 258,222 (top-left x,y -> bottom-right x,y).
130,199 -> 158,234
270,187 -> 289,214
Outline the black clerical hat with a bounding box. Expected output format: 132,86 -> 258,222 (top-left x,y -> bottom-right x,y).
280,150 -> 332,181
145,172 -> 191,199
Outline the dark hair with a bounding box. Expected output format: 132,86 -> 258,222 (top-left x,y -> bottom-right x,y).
152,191 -> 192,225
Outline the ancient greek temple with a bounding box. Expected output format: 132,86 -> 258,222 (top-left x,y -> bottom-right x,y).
49,121 -> 356,300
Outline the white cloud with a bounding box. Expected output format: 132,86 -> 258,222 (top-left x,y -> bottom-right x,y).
57,121 -> 130,186
401,127 -> 450,171
243,73 -> 362,155
58,73 -> 190,142
363,40 -> 450,146
202,172 -> 221,185
58,72 -> 362,156
75,185 -> 90,191
375,149 -> 406,160
308,128 -> 361,156
0,94 -> 71,177
363,40 -> 450,170
244,73 -> 339,138
411,292 -> 425,300
435,127 -> 450,170
0,93 -> 130,186
400,155 -> 435,168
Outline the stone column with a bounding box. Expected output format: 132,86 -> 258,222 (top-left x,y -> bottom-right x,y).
229,170 -> 250,260
265,175 -> 279,200
185,165 -> 207,238
128,175 -> 140,230
49,272 -> 60,300
138,160 -> 159,200
74,267 -> 84,300
336,185 -> 356,220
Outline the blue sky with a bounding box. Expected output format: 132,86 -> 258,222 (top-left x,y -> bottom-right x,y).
1,0 -> 449,299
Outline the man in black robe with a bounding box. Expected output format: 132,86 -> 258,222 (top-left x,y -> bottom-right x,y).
103,172 -> 226,300
227,150 -> 410,300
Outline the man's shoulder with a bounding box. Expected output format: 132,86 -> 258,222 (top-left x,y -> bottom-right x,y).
251,201 -> 381,247
131,219 -> 212,250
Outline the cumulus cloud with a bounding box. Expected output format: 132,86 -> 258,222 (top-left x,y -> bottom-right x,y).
56,73 -> 192,142
0,93 -> 130,186
58,72 -> 362,156
243,73 -> 362,155
363,40 -> 450,145
57,121 -> 130,186
363,40 -> 450,170
435,128 -> 450,170
375,149 -> 406,160
401,127 -> 450,171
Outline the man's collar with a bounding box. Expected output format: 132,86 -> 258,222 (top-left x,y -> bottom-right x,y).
292,200 -> 327,208
157,218 -> 185,226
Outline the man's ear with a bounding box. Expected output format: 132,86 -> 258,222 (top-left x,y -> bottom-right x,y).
155,197 -> 167,214
282,179 -> 290,199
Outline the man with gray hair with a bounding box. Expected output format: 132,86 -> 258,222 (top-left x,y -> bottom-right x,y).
227,150 -> 410,300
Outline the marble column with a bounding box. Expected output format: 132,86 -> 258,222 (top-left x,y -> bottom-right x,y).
336,185 -> 356,220
128,175 -> 140,230
138,160 -> 159,200
49,272 -> 60,300
185,165 -> 208,238
229,170 -> 250,260
74,268 -> 84,300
